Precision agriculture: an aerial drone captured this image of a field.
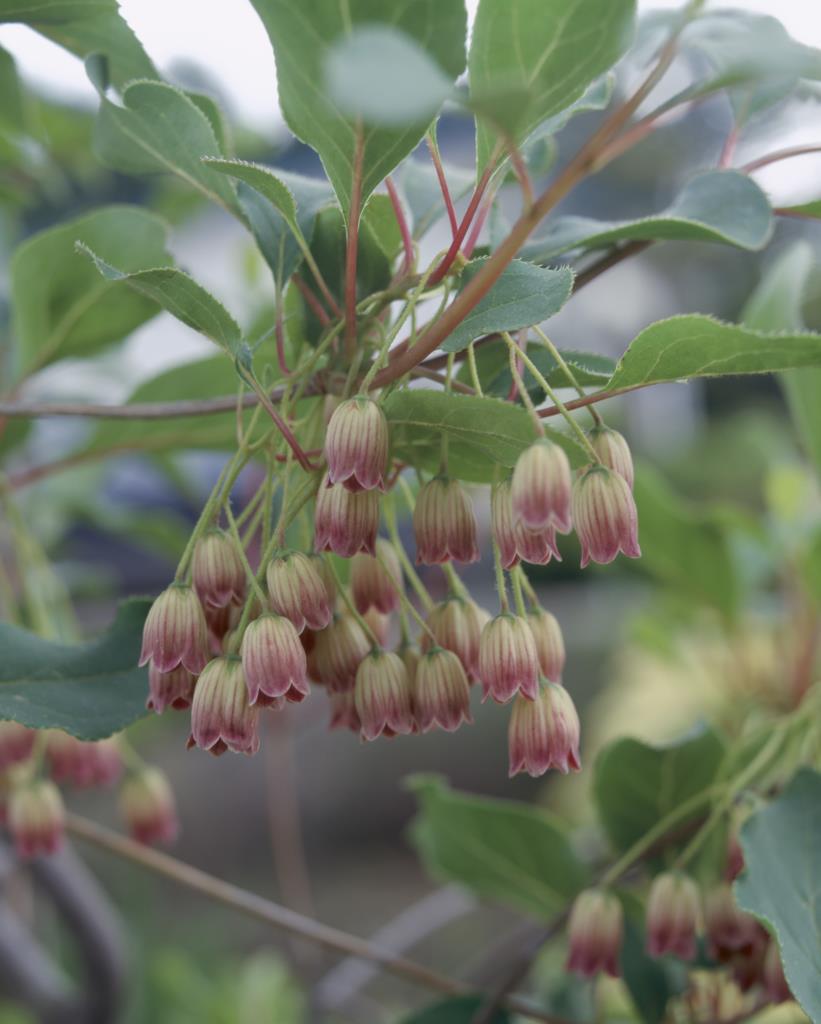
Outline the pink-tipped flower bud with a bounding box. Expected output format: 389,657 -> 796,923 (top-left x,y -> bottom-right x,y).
420,597 -> 484,680
267,550 -> 333,634
645,873 -> 700,960
762,940 -> 792,1003
139,583 -> 209,674
204,601 -> 239,652
241,613 -> 309,706
492,481 -> 560,569
8,779 -> 65,859
724,825 -> 745,883
414,647 -> 473,732
527,609 -> 565,683
572,465 -> 641,568
479,613 -> 540,703
327,690 -> 361,732
704,884 -> 763,963
325,395 -> 389,491
147,664 -> 196,713
588,426 -> 634,489
566,888 -> 624,978
511,439 -> 572,533
192,529 -> 246,608
0,722 -> 35,771
413,477 -> 479,565
354,649 -> 414,741
46,733 -> 122,788
188,657 -> 259,756
508,681 -> 581,777
119,767 -> 178,846
350,539 -> 401,614
313,615 -> 370,693
315,475 -> 379,558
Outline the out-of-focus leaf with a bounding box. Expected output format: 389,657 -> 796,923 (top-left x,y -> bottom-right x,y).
408,774 -> 589,918
441,259 -> 574,354
249,0 -> 467,215
0,44 -> 25,134
522,172 -> 772,262
736,769 -> 821,1019
10,205 -> 170,381
325,25 -> 455,127
94,80 -> 239,214
469,0 -> 636,173
383,389 -> 587,483
0,0 -> 157,89
633,465 -> 741,618
780,200 -> 821,220
77,245 -> 242,354
0,600 -> 150,739
593,727 -> 726,853
620,901 -> 686,1024
606,315 -> 821,391
400,996 -> 511,1024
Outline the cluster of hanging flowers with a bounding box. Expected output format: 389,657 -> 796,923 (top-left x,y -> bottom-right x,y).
564,833 -> 792,1005
0,724 -> 177,858
138,397 -> 643,779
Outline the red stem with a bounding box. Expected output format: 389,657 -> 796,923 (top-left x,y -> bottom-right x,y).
718,124 -> 740,169
293,274 -> 331,327
741,143 -> 821,174
386,176 -> 414,276
345,126 -> 365,357
426,134 -> 459,240
428,158 -> 497,286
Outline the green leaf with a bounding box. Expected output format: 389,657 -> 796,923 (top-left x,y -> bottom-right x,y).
633,465 -> 741,618
0,44 -> 25,134
400,997 -> 511,1024
94,80 -> 240,214
741,242 -> 821,479
458,340 -> 615,400
735,769 -> 821,1019
408,774 -> 589,918
606,314 -> 821,391
400,155 -> 475,239
522,172 -> 772,262
0,0 -> 157,89
249,0 -> 467,215
593,727 -> 726,853
441,259 -> 574,354
325,25 -> 455,127
0,599 -> 150,740
780,199 -> 821,220
469,0 -> 636,174
620,906 -> 685,1024
383,389 -> 587,484
535,73 -> 615,138
10,205 -> 171,381
77,244 -> 242,354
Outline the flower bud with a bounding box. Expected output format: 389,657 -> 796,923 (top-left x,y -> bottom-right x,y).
508,681 -> 581,777
350,539 -> 401,614
147,664 -> 197,713
414,647 -> 473,732
479,613 -> 540,703
704,884 -> 762,962
400,643 -> 420,684
413,477 -> 479,565
588,426 -> 634,489
645,873 -> 700,960
312,615 -> 370,693
511,439 -> 572,533
325,395 -> 389,491
0,722 -> 35,771
420,597 -> 483,680
492,481 -> 560,569
119,767 -> 178,846
327,690 -> 361,732
139,583 -> 209,674
266,550 -> 333,633
566,888 -> 624,978
46,733 -> 122,788
204,601 -> 239,652
363,608 -> 392,647
241,613 -> 309,706
354,649 -> 414,740
724,825 -> 745,883
188,657 -> 259,756
527,609 -> 565,683
762,940 -> 792,1003
315,475 -> 379,558
192,529 -> 246,608
8,779 -> 65,859
572,465 -> 640,568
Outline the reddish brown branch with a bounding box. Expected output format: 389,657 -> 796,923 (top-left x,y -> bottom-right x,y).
426,133 -> 459,239
386,176 -> 414,275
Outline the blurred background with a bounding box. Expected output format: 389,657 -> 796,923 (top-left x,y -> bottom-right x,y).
0,1 -> 820,1021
